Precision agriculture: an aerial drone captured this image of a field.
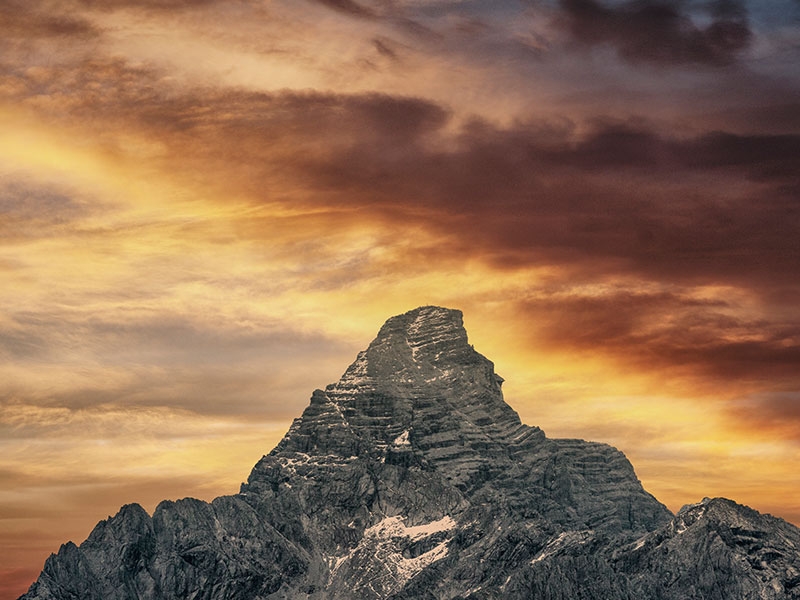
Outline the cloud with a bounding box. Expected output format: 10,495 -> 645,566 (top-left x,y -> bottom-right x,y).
0,309 -> 356,417
510,285 -> 800,446
372,37 -> 400,60
0,1 -> 100,40
73,0 -> 225,11
731,392 -> 800,441
4,47 -> 797,296
0,178 -> 93,242
310,0 -> 378,18
556,0 -> 752,66
278,115 -> 799,289
516,289 -> 800,383
4,54 -> 448,143
548,123 -> 800,177
7,49 -> 796,294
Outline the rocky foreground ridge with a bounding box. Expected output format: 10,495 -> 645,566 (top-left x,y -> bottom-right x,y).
21,306 -> 800,599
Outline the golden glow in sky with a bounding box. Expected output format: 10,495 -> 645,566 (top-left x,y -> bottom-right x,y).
1,0 -> 799,597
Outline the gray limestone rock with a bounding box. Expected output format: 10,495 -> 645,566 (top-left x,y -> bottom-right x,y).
19,306 -> 800,599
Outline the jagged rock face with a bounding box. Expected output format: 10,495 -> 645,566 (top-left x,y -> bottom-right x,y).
255,307 -> 669,534
20,306 -> 800,600
618,498 -> 800,599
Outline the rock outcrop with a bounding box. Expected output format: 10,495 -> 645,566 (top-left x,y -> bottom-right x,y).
20,306 -> 800,599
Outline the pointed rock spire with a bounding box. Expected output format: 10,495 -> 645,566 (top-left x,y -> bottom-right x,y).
272,306 -> 520,460
22,307 -> 799,600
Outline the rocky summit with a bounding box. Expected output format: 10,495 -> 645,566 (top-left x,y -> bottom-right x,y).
20,306 -> 800,599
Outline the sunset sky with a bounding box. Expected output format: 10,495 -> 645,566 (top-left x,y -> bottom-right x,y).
1,0 -> 799,597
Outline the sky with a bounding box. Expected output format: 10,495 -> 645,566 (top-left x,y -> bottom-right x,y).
1,0 -> 799,596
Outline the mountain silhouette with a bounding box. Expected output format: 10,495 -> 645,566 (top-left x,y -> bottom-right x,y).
20,307 -> 800,599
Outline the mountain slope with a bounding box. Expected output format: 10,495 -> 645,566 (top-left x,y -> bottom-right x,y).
20,306 -> 800,599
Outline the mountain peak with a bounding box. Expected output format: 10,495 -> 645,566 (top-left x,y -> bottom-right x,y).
273,306 -> 519,462
330,305 -> 501,398
377,305 -> 465,343
257,308 -> 668,535
22,307 -> 800,600
339,305 -> 470,381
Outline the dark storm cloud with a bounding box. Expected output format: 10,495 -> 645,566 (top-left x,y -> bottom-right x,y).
548,123 -> 800,177
16,50 -> 797,290
282,114 -> 799,288
10,53 -> 797,293
517,291 -> 800,382
557,0 -> 752,66
705,103 -> 800,135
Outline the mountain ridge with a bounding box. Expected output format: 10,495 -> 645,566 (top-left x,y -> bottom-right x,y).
20,306 -> 800,599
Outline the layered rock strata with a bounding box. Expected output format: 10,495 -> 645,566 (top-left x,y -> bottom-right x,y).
21,306 -> 800,599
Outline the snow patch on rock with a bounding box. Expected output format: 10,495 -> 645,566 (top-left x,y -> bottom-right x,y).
327,515 -> 456,595
393,430 -> 411,446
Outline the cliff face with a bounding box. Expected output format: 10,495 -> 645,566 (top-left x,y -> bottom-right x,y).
20,306 -> 800,599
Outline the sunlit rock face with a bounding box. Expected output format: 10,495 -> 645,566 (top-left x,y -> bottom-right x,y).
20,307 -> 800,599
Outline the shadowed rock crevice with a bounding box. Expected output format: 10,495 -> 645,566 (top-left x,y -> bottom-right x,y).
19,306 -> 800,600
